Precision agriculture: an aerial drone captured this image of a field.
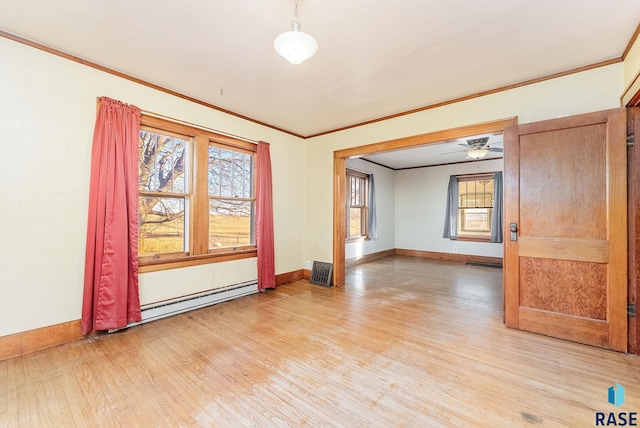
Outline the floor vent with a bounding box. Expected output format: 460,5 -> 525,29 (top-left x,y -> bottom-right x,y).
310,261 -> 333,287
465,262 -> 503,269
122,280 -> 258,330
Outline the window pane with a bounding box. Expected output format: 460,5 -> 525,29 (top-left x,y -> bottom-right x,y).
351,177 -> 359,206
458,179 -> 493,208
209,146 -> 253,198
139,196 -> 186,255
458,208 -> 491,233
209,199 -> 253,248
349,207 -> 362,236
139,130 -> 187,193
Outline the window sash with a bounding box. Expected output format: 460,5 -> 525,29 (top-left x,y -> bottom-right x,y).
456,174 -> 494,239
138,114 -> 257,271
207,142 -> 255,250
346,169 -> 369,238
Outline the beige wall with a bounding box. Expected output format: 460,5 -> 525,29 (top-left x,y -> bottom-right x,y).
303,63 -> 625,266
623,32 -> 640,104
0,31 -> 633,338
0,37 -> 304,337
624,33 -> 640,89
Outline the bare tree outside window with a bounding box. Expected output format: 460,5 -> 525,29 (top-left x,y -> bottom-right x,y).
208,145 -> 255,248
138,129 -> 189,255
137,115 -> 257,269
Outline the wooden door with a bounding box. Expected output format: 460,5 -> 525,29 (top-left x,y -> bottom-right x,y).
504,108 -> 628,351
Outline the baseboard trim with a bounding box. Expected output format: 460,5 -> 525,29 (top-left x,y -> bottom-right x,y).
1,256 -> 499,361
1,270 -> 308,362
0,320 -> 102,362
345,249 -> 395,267
394,248 -> 503,266
275,269 -> 305,285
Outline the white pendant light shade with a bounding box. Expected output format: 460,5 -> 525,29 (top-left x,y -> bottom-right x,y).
274,21 -> 318,64
467,148 -> 489,160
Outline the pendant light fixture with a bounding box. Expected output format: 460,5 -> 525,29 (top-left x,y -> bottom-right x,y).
274,0 -> 318,64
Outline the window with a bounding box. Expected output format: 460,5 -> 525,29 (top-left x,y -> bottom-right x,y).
346,169 -> 369,240
138,115 -> 256,271
457,175 -> 494,240
139,129 -> 189,255
208,145 -> 255,249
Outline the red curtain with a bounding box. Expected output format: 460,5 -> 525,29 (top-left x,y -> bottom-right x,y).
256,141 -> 276,290
81,97 -> 142,334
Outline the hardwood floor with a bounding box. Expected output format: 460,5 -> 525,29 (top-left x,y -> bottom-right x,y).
1,256 -> 639,427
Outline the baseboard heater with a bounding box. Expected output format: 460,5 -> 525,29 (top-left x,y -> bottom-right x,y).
121,280 -> 258,330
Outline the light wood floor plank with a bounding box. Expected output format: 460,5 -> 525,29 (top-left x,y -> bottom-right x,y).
0,256 -> 638,426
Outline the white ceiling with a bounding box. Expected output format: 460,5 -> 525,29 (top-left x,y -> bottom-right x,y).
361,134 -> 504,169
1,1 -> 639,140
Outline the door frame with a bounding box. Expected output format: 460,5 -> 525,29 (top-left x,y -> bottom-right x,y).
624,78 -> 640,354
627,106 -> 640,354
332,117 -> 518,287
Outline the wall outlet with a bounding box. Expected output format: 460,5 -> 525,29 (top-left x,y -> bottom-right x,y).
305,260 -> 311,269
453,247 -> 457,252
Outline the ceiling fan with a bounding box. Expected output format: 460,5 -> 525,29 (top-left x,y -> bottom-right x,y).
441,136 -> 503,159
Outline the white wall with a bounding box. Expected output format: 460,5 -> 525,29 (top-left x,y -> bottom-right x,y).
345,158 -> 395,259
395,159 -> 504,258
0,37 -> 305,337
303,63 -> 625,267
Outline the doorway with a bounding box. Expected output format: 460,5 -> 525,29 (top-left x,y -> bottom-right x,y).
333,111 -> 631,352
332,117 -> 517,287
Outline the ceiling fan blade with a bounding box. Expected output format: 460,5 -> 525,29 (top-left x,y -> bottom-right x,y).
439,149 -> 467,155
487,147 -> 503,152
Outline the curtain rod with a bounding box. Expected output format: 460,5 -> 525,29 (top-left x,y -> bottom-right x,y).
140,108 -> 258,145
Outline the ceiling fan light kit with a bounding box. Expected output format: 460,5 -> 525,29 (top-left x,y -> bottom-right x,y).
467,148 -> 490,160
438,135 -> 503,160
274,1 -> 317,64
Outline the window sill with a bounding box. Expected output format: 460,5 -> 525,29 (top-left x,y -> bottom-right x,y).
139,248 -> 257,273
456,236 -> 492,243
346,236 -> 370,243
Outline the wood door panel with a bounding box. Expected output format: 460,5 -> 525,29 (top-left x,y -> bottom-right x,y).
519,257 -> 607,320
504,108 -> 627,351
518,307 -> 609,348
519,124 -> 607,240
518,237 -> 608,263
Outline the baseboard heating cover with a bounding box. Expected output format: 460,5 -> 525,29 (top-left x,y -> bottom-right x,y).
123,280 -> 258,329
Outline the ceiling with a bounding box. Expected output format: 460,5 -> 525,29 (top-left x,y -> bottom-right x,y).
1,1 -> 639,140
360,133 -> 504,169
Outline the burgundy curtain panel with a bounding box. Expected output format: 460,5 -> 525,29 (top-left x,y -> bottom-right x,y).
256,141 -> 276,290
81,97 -> 142,334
